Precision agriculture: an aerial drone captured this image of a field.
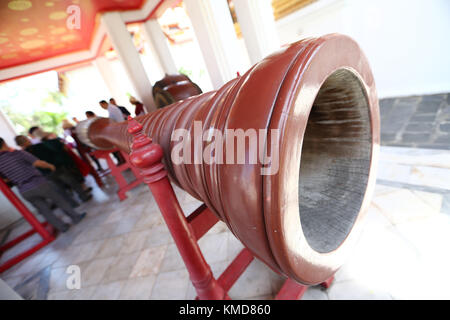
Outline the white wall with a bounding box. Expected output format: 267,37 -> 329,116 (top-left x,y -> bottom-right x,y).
64,64 -> 116,120
0,109 -> 17,148
0,112 -> 22,229
276,0 -> 450,98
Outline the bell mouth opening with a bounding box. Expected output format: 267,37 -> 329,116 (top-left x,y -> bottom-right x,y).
298,68 -> 372,254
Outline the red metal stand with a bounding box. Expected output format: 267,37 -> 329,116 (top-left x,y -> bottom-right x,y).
273,276 -> 334,300
126,117 -> 333,300
0,179 -> 55,273
93,149 -> 144,201
71,131 -> 104,188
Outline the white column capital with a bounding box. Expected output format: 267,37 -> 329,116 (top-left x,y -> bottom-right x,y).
233,0 -> 280,65
184,0 -> 243,89
94,57 -> 130,108
101,12 -> 156,112
142,19 -> 178,75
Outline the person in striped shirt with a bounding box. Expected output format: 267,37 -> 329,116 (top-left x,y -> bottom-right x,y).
0,137 -> 86,232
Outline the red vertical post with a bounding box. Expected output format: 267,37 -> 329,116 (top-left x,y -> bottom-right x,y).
320,276 -> 334,289
92,149 -> 144,201
275,278 -> 309,300
127,116 -> 227,300
71,132 -> 104,188
0,179 -> 53,241
0,179 -> 55,273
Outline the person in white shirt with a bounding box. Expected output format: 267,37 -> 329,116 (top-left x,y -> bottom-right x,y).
98,100 -> 126,165
109,98 -> 131,120
99,100 -> 123,123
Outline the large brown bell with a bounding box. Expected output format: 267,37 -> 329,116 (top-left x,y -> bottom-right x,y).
152,74 -> 203,108
76,34 -> 380,285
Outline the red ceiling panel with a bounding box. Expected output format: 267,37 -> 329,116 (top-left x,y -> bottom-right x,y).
0,0 -> 146,70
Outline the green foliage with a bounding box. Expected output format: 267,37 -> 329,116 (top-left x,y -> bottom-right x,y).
178,67 -> 206,87
41,90 -> 66,107
32,110 -> 68,135
178,66 -> 193,78
3,106 -> 68,136
2,88 -> 69,136
2,105 -> 32,135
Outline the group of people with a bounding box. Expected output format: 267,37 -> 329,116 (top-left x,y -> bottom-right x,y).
0,96 -> 146,233
81,97 -> 145,166
70,97 -> 145,126
85,97 -> 145,123
0,128 -> 89,233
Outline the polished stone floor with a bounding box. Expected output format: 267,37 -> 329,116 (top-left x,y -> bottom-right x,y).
1,144 -> 450,300
380,92 -> 450,149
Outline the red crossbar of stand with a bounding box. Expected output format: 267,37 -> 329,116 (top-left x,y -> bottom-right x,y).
71,131 -> 104,188
0,179 -> 55,273
126,116 -> 333,300
186,204 -> 220,240
275,276 -> 335,300
275,278 -> 309,300
93,149 -> 144,201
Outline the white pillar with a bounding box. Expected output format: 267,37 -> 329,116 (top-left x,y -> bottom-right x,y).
233,0 -> 280,65
142,19 -> 178,75
101,12 -> 156,112
184,0 -> 243,89
0,110 -> 22,229
94,57 -> 131,108
0,109 -> 17,148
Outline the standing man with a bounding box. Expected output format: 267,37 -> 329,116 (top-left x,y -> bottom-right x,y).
0,138 -> 86,232
109,98 -> 131,120
99,100 -> 123,123
98,101 -> 126,165
85,111 -> 97,119
129,96 -> 145,117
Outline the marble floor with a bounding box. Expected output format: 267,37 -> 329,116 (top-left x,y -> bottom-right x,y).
380,92 -> 450,149
1,145 -> 450,300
